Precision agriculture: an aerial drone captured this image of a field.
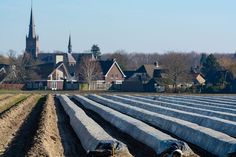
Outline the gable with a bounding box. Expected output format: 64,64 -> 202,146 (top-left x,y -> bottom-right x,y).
105,61 -> 126,78
48,63 -> 70,80
136,64 -> 155,78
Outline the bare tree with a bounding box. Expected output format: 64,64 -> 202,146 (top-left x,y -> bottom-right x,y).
218,56 -> 236,77
78,57 -> 101,90
102,50 -> 129,70
7,49 -> 17,65
160,52 -> 192,92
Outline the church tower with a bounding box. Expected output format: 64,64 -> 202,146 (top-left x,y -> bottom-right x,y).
68,34 -> 72,54
25,7 -> 40,59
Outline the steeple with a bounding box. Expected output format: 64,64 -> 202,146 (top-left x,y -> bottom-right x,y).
68,34 -> 72,54
28,6 -> 36,38
25,3 -> 40,59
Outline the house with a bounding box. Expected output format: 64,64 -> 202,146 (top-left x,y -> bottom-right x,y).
90,59 -> 126,90
132,63 -> 158,84
122,62 -> 168,92
145,67 -> 170,92
25,62 -> 77,90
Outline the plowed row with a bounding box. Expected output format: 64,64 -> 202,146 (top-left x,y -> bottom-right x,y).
0,94 -> 86,157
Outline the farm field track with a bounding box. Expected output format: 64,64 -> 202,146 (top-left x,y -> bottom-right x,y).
0,93 -> 236,157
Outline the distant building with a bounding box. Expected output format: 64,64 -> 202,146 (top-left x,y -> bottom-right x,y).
23,6 -> 127,91
25,62 -> 78,90
25,7 -> 40,59
89,59 -> 126,90
122,62 -> 168,92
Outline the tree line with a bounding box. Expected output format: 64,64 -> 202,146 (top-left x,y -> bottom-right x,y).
103,50 -> 236,93
1,50 -> 236,93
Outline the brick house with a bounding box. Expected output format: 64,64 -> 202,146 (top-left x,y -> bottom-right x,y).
90,59 -> 126,90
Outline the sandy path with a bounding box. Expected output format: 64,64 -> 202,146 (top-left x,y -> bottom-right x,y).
27,94 -> 64,157
0,94 -> 41,155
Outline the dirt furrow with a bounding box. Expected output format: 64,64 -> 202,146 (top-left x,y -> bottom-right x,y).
0,94 -> 29,114
26,94 -> 64,157
0,94 -> 41,155
0,94 -> 12,101
0,96 -> 45,157
55,97 -> 87,157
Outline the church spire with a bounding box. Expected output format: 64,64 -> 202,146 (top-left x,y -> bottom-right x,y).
28,6 -> 36,38
25,2 -> 40,59
68,34 -> 72,54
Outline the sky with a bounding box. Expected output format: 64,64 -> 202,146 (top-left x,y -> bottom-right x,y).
0,0 -> 236,55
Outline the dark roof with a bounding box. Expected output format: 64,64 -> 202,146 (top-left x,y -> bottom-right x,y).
26,62 -> 71,81
124,71 -> 135,79
72,53 -> 94,62
26,63 -> 55,80
38,52 -> 90,63
136,64 -> 156,78
65,63 -> 76,77
99,60 -> 114,75
153,69 -> 167,78
135,64 -> 164,78
0,64 -> 9,82
0,64 -> 9,69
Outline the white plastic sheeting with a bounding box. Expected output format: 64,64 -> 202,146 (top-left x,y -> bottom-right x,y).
88,94 -> 236,157
133,95 -> 236,122
73,95 -> 195,156
180,96 -> 236,105
57,95 -> 130,156
142,95 -> 236,114
102,95 -> 236,137
151,95 -> 236,110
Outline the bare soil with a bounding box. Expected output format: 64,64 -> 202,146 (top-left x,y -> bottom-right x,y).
26,94 -> 64,157
2,96 -> 45,157
54,97 -> 87,157
0,94 -> 29,113
0,94 -> 12,101
0,95 -> 41,155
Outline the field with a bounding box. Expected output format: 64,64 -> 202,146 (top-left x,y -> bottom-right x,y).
0,93 -> 236,157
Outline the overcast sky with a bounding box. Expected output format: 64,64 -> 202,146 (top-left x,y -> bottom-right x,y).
0,0 -> 236,55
